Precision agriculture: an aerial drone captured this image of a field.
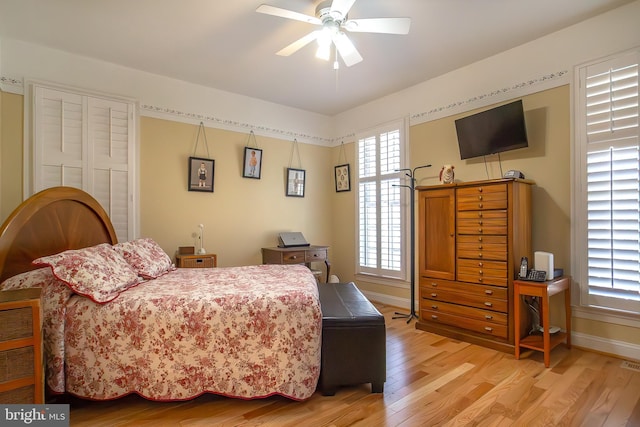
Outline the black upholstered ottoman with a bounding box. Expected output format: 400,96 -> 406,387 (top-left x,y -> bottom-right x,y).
318,282 -> 386,396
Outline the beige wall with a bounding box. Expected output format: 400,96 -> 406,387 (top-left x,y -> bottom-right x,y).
0,91 -> 23,221
139,116 -> 334,268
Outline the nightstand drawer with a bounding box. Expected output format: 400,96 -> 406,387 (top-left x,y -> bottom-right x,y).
176,253 -> 217,268
305,249 -> 327,263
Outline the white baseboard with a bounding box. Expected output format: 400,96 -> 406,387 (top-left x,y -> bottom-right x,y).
360,290 -> 640,361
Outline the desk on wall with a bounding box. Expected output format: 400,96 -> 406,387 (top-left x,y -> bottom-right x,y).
262,246 -> 330,282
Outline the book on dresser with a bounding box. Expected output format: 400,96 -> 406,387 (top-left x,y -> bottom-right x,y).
416,178 -> 533,353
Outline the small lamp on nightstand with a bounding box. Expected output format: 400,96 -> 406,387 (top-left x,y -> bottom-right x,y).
198,223 -> 206,254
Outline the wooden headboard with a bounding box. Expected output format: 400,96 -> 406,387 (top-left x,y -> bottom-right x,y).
0,187 -> 117,282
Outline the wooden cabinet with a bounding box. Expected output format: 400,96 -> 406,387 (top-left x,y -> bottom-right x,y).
175,253 -> 217,268
416,179 -> 533,352
0,288 -> 44,403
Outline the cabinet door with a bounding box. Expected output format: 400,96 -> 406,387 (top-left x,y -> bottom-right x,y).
418,188 -> 455,280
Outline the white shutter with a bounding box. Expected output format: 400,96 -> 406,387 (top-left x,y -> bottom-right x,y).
357,124 -> 405,279
33,84 -> 136,242
580,49 -> 640,311
34,87 -> 85,190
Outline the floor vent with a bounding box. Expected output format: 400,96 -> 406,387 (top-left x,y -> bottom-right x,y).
621,360 -> 640,372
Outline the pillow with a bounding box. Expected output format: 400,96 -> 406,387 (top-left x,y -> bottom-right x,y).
33,243 -> 140,303
113,237 -> 174,279
0,267 -> 56,291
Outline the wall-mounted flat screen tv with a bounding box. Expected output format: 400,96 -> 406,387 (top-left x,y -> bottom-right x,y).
455,99 -> 528,160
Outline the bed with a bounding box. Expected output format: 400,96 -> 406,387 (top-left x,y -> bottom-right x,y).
0,187 -> 322,401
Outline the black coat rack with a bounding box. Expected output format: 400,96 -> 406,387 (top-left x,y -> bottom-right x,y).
393,164 -> 431,324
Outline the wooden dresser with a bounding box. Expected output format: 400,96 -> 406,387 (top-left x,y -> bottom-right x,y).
416,178 -> 533,352
0,288 -> 44,403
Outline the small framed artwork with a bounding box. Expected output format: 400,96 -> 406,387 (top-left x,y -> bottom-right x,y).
242,147 -> 263,179
188,156 -> 215,192
286,167 -> 305,197
334,163 -> 351,192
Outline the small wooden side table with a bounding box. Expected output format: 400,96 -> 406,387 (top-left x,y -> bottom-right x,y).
514,276 -> 571,367
175,253 -> 217,268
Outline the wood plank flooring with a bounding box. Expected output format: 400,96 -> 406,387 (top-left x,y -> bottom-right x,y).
65,303 -> 640,426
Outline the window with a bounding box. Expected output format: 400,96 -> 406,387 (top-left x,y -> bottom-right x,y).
356,120 -> 407,281
574,49 -> 639,313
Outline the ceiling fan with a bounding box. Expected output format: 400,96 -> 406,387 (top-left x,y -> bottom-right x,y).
256,0 -> 411,68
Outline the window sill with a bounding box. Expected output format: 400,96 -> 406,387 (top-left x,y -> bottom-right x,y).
355,273 -> 409,289
573,305 -> 640,328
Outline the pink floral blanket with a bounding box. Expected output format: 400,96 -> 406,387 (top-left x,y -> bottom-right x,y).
3,264 -> 322,401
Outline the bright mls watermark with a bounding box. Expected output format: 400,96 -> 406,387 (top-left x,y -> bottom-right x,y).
1,405 -> 69,426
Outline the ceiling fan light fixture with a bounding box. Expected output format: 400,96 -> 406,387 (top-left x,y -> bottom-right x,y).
316,43 -> 331,61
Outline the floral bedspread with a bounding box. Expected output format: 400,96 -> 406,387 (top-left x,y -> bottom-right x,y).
9,264 -> 322,401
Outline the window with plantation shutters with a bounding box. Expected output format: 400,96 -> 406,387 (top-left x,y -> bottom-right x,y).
357,121 -> 407,280
575,48 -> 640,313
33,84 -> 136,242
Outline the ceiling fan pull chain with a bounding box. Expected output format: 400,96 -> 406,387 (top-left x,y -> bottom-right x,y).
288,138 -> 302,168
192,121 -> 211,158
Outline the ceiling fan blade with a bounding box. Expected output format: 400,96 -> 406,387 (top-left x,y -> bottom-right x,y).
276,31 -> 320,56
344,17 -> 411,34
333,32 -> 363,67
256,4 -> 321,25
330,0 -> 357,19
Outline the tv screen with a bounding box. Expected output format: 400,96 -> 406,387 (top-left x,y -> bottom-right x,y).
455,100 -> 528,160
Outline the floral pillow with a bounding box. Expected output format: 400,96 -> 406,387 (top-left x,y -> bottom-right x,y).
113,237 -> 174,279
0,267 -> 57,291
32,243 -> 140,303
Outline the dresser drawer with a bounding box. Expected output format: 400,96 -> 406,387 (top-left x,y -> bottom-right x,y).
281,251 -> 305,263
457,219 -> 507,235
457,184 -> 507,211
456,272 -> 508,287
457,259 -> 507,278
420,278 -> 507,311
420,308 -> 508,339
420,299 -> 508,325
305,249 -> 327,263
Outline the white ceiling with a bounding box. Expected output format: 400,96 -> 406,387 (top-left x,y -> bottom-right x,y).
0,0 -> 634,116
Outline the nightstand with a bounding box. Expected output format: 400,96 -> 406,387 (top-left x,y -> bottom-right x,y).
0,287 -> 44,404
514,276 -> 571,367
175,253 -> 217,268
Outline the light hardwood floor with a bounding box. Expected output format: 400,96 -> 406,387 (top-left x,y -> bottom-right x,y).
66,303 -> 640,426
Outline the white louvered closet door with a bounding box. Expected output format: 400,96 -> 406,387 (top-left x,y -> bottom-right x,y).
33,85 -> 136,242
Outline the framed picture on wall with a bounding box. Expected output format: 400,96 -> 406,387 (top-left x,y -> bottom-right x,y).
188,156 -> 215,192
286,168 -> 305,197
334,163 -> 351,192
242,147 -> 263,179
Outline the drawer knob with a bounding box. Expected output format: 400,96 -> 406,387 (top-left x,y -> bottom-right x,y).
431,305 -> 438,310
431,282 -> 438,287
478,212 -> 483,218
431,315 -> 438,320
478,188 -> 484,193
431,293 -> 438,298
478,236 -> 483,242
478,220 -> 483,225
479,203 -> 483,208
479,270 -> 483,275
484,302 -> 493,307
478,228 -> 483,233
485,315 -> 493,320
484,327 -> 493,332
478,245 -> 483,250
478,195 -> 483,201
485,290 -> 493,295
478,262 -> 483,267
291,256 -> 297,259
478,253 -> 483,258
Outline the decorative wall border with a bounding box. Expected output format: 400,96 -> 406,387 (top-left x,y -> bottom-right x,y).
3,69 -> 569,145
140,104 -> 336,146
410,70 -> 570,125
